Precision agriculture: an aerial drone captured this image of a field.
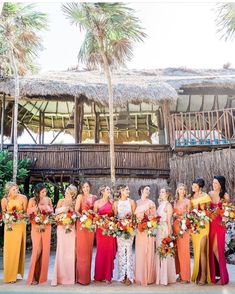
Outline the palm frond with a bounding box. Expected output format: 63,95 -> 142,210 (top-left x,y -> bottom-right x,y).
215,3 -> 235,41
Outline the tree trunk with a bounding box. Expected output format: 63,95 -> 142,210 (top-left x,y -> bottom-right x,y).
10,50 -> 19,183
0,3 -> 3,16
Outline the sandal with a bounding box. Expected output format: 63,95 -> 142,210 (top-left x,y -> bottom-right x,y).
198,280 -> 206,286
125,278 -> 132,286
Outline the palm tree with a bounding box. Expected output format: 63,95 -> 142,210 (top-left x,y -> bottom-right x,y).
215,3 -> 235,41
62,3 -> 146,187
0,3 -> 47,182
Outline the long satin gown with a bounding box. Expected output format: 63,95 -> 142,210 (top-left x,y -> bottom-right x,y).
135,199 -> 156,286
209,201 -> 229,285
173,199 -> 191,282
76,195 -> 97,285
156,201 -> 176,285
51,206 -> 76,286
3,198 -> 26,283
27,207 -> 52,285
94,201 -> 116,282
191,193 -> 211,284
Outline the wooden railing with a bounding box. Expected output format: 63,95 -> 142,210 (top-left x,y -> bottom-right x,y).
4,144 -> 172,178
169,108 -> 235,148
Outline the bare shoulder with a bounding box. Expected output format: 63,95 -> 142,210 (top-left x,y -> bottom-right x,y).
148,199 -> 155,206
1,197 -> 7,205
77,194 -> 83,200
18,194 -> 27,199
28,197 -> 36,204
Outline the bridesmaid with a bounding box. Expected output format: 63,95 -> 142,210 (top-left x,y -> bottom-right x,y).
27,183 -> 53,285
208,176 -> 229,285
51,184 -> 78,286
173,183 -> 191,283
190,177 -> 211,285
94,185 -> 116,283
1,182 -> 27,283
135,185 -> 156,286
156,187 -> 176,286
75,180 -> 97,285
113,184 -> 136,286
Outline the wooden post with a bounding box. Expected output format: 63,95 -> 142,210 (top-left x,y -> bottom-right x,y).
162,100 -> 170,145
74,97 -> 84,144
42,111 -> 45,144
0,94 -> 6,150
39,110 -> 42,144
10,101 -> 14,144
94,103 -> 100,143
54,185 -> 59,206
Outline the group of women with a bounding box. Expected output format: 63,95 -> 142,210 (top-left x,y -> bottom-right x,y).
0,175 -> 231,286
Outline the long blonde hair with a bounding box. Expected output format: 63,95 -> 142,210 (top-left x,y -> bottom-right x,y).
175,183 -> 188,201
66,184 -> 78,208
4,182 -> 18,198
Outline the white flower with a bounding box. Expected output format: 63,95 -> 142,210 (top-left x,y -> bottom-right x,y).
147,221 -> 152,228
169,242 -> 174,248
44,219 -> 49,224
181,223 -> 187,230
71,214 -> 77,220
5,214 -> 9,220
224,211 -> 229,217
80,215 -> 87,222
35,216 -> 40,223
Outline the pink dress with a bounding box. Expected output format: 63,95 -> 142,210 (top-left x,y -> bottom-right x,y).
156,201 -> 176,285
94,201 -> 116,281
76,195 -> 97,284
51,206 -> 76,286
209,201 -> 229,285
135,199 -> 156,286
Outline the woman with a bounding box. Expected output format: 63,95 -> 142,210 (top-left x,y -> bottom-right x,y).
94,186 -> 116,283
52,184 -> 78,286
156,187 -> 176,286
1,182 -> 27,283
113,184 -> 136,286
173,183 -> 191,283
191,177 -> 211,285
135,185 -> 156,286
208,176 -> 229,285
75,180 -> 97,285
27,183 -> 53,285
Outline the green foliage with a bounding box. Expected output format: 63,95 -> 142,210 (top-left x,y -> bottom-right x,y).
0,150 -> 31,197
215,3 -> 235,41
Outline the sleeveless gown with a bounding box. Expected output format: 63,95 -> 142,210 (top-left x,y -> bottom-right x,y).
76,195 -> 97,284
156,201 -> 176,285
117,198 -> 134,282
173,200 -> 190,282
191,193 -> 211,284
51,205 -> 76,285
209,201 -> 229,285
135,199 -> 156,286
94,201 -> 116,282
3,198 -> 26,283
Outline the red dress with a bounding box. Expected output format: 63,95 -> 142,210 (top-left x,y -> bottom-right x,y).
209,202 -> 229,285
76,195 -> 97,285
94,201 -> 116,282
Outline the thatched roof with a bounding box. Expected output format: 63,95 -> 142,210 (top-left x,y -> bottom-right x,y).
0,69 -> 178,106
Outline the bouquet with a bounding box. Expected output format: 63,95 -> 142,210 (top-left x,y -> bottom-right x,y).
55,208 -> 78,233
157,235 -> 177,259
187,207 -> 211,234
137,213 -> 161,237
29,208 -> 55,232
2,206 -> 26,231
96,214 -> 118,237
115,213 -> 136,240
174,212 -> 192,237
79,209 -> 97,232
216,203 -> 235,225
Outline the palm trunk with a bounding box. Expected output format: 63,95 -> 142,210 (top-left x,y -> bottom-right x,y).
10,49 -> 19,182
99,49 -> 115,187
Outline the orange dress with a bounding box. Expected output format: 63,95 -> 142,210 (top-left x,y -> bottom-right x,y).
173,199 -> 190,282
3,198 -> 26,283
76,195 -> 97,284
27,207 -> 52,285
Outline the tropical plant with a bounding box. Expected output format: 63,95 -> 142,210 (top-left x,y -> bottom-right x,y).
62,3 -> 146,186
215,3 -> 235,41
0,3 -> 47,181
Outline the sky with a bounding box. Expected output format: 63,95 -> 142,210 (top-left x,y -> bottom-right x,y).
35,2 -> 235,72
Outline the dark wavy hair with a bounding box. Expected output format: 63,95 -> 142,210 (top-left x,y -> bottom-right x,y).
115,184 -> 128,199
191,177 -> 205,197
33,183 -> 46,205
214,176 -> 227,199
79,180 -> 92,194
138,185 -> 150,196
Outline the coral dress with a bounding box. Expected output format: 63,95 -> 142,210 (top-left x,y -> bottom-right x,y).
135,199 -> 156,286
209,201 -> 229,285
94,201 -> 116,282
3,198 -> 26,283
76,195 -> 97,284
191,193 -> 211,284
27,208 -> 52,285
156,201 -> 176,285
51,205 -> 76,286
173,199 -> 190,282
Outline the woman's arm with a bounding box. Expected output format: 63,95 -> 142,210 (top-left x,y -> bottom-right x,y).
131,199 -> 137,215
1,198 -> 7,212
113,201 -> 118,216
166,203 -> 173,235
27,198 -> 38,214
75,194 -> 82,213
93,200 -> 99,213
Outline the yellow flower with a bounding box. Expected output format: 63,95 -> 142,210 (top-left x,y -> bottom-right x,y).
229,212 -> 235,219
85,218 -> 92,228
127,227 -> 133,234
63,217 -> 71,225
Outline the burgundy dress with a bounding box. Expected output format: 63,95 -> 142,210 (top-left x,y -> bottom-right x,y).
209,202 -> 229,285
94,202 -> 116,282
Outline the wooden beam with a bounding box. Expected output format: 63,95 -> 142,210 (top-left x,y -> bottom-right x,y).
74,97 -> 84,143
1,94 -> 6,150
94,103 -> 100,143
162,101 -> 171,145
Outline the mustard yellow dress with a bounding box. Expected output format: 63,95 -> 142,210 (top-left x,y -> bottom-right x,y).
191,193 -> 211,284
3,198 -> 26,283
